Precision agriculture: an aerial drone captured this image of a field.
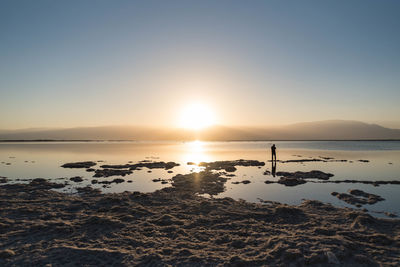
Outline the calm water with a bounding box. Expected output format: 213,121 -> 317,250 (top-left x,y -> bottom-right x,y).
1,141 -> 400,217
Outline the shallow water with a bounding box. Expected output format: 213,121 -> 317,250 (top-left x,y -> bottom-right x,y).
1,141 -> 400,217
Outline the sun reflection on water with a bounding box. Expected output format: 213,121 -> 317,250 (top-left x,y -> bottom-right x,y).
181,140 -> 212,172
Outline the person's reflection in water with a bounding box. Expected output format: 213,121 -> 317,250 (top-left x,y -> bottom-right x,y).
271,160 -> 276,177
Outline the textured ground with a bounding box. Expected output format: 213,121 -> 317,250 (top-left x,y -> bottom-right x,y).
0,174 -> 399,266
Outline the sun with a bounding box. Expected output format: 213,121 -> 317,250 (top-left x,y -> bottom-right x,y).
179,103 -> 216,130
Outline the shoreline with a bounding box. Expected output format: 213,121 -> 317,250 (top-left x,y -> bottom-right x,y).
1,178 -> 399,266
1,139 -> 400,143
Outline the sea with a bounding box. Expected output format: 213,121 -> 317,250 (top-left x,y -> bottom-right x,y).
1,141 -> 400,217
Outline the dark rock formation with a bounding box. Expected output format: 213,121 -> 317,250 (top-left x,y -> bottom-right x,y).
101,161 -> 180,170
232,180 -> 251,185
198,160 -> 265,171
276,170 -> 334,180
331,189 -> 385,206
61,161 -> 97,168
69,176 -> 83,183
278,177 -> 307,186
97,178 -> 125,185
93,169 -> 133,178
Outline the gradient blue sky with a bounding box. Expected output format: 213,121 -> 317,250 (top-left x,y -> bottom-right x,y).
1,0 -> 399,129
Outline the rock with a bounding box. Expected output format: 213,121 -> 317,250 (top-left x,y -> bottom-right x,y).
112,178 -> 125,184
278,177 -> 307,186
0,177 -> 7,183
101,161 -> 180,171
332,189 -> 385,206
333,193 -> 366,206
349,189 -> 385,204
69,176 -> 83,183
276,170 -> 334,180
165,162 -> 179,170
224,166 -> 237,172
199,159 -> 265,171
358,159 -> 369,163
232,180 -> 251,185
61,161 -> 97,168
93,169 -> 133,178
97,178 -> 125,185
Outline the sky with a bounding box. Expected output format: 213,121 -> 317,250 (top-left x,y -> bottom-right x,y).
1,0 -> 400,129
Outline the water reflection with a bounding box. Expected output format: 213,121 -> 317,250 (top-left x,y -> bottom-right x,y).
1,141 -> 400,217
272,160 -> 276,177
181,141 -> 210,172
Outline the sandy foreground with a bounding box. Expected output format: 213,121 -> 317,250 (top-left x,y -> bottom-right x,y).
1,172 -> 400,266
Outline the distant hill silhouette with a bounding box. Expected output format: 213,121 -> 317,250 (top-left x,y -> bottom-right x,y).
1,120 -> 400,141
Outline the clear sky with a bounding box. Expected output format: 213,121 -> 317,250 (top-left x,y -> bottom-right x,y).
1,0 -> 399,129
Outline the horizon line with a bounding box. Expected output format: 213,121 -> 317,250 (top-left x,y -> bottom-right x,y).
1,139 -> 400,143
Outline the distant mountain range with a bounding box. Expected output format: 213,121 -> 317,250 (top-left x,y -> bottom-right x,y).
1,120 -> 400,141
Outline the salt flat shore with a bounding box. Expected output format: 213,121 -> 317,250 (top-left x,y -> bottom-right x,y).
0,173 -> 399,266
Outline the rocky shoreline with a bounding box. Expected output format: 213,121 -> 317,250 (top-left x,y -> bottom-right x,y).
1,176 -> 400,266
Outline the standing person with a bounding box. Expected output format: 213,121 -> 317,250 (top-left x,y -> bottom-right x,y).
271,144 -> 277,162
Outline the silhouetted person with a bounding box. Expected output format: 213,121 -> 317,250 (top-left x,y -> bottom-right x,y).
271,160 -> 276,177
271,144 -> 277,162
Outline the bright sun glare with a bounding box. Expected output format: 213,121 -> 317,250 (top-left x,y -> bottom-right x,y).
179,103 -> 216,130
